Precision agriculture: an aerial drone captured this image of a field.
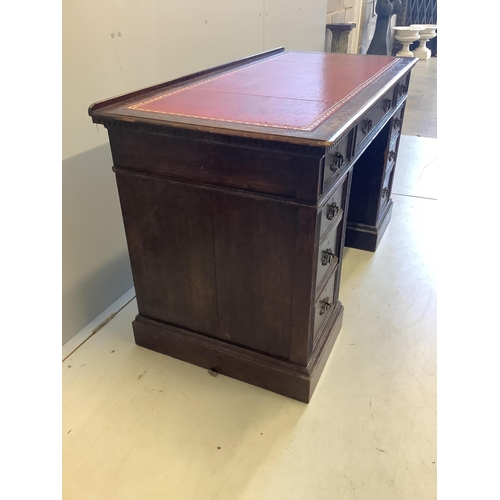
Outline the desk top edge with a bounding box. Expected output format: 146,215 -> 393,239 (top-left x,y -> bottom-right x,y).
89,49 -> 417,149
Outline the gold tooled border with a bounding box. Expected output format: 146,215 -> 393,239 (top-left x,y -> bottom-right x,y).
127,54 -> 400,132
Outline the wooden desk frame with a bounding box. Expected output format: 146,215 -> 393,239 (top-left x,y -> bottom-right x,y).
89,48 -> 417,402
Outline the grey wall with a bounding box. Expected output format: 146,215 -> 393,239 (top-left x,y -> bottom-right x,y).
62,0 -> 328,345
62,145 -> 133,344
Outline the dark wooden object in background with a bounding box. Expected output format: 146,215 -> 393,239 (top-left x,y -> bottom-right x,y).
367,0 -> 402,56
89,48 -> 416,402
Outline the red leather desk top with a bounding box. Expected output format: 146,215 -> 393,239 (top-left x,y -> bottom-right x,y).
126,52 -> 398,132
90,50 -> 417,145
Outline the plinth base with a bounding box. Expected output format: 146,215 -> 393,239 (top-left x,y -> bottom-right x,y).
132,302 -> 344,403
414,47 -> 431,60
345,200 -> 393,252
396,50 -> 415,58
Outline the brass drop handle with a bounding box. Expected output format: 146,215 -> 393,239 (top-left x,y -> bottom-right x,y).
361,119 -> 373,135
383,98 -> 392,112
321,248 -> 335,266
319,297 -> 332,315
398,84 -> 408,96
388,150 -> 397,161
326,202 -> 339,221
393,118 -> 402,130
330,151 -> 344,172
382,188 -> 390,198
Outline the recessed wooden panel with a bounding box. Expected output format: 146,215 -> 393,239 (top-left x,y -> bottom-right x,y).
212,193 -> 297,359
115,172 -> 218,335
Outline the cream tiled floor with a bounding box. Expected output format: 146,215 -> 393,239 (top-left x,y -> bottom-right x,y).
63,58 -> 437,500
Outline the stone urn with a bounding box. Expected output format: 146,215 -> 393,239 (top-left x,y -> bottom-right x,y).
393,26 -> 422,57
411,24 -> 437,60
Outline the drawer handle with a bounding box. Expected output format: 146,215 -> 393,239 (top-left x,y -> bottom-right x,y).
383,98 -> 392,113
388,150 -> 397,161
326,202 -> 340,221
330,151 -> 344,172
361,119 -> 373,135
319,297 -> 332,315
321,248 -> 335,266
382,188 -> 390,199
393,118 -> 402,130
398,84 -> 408,97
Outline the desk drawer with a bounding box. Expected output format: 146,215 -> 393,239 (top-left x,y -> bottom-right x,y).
355,89 -> 394,152
322,133 -> 351,192
316,218 -> 343,290
313,263 -> 338,345
319,180 -> 346,240
395,74 -> 410,103
380,164 -> 395,213
390,104 -> 405,141
384,137 -> 399,178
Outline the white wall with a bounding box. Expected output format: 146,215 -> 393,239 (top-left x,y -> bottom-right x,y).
62,0 -> 328,344
358,0 -> 377,53
325,0 -> 362,54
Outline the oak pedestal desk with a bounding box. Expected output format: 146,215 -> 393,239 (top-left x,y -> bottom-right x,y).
89,49 -> 417,403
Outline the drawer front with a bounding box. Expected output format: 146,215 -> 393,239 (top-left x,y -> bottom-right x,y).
390,103 -> 405,141
379,165 -> 395,214
319,180 -> 346,240
355,89 -> 394,152
316,219 -> 342,290
395,74 -> 410,104
322,132 -> 351,192
384,137 -> 399,178
313,264 -> 338,345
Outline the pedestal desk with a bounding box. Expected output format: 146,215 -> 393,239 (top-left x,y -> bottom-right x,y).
89,48 -> 417,403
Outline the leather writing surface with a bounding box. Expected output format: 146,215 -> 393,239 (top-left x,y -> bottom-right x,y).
127,52 -> 398,131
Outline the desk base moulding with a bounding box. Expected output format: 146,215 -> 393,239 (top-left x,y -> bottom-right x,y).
133,302 -> 343,403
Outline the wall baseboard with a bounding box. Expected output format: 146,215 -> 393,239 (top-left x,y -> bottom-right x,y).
62,287 -> 136,360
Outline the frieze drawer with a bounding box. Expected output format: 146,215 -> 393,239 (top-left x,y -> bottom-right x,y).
313,263 -> 339,346
355,89 -> 394,152
322,132 -> 352,192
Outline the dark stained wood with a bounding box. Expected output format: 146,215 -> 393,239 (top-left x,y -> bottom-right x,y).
348,120 -> 392,227
108,128 -> 321,203
115,172 -> 218,334
345,203 -> 393,252
345,99 -> 406,251
212,194 -> 297,359
322,130 -> 353,193
289,206 -> 318,366
132,314 -> 312,403
89,50 -> 416,402
313,263 -> 339,344
132,300 -> 343,404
